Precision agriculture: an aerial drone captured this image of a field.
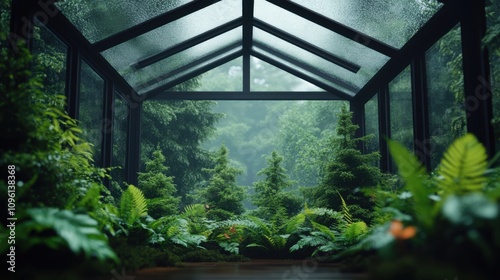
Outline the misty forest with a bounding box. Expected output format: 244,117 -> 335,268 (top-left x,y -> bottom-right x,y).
1,0 -> 500,280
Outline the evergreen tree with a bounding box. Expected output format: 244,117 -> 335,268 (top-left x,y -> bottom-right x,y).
313,104 -> 381,223
138,145 -> 180,219
201,144 -> 245,216
252,151 -> 302,219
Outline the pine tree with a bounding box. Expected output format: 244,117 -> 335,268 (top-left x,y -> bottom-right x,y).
201,144 -> 245,216
313,104 -> 381,223
138,145 -> 180,219
252,151 -> 302,219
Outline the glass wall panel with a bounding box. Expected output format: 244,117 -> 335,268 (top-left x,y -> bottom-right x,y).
32,20 -> 67,97
389,66 -> 413,153
291,0 -> 442,48
57,0 -> 194,43
486,1 -> 500,153
250,57 -> 323,91
79,61 -> 105,166
365,93 -> 379,157
426,24 -> 466,168
111,92 -> 128,186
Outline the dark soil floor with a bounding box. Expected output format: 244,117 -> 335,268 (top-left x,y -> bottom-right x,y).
121,260 -> 368,280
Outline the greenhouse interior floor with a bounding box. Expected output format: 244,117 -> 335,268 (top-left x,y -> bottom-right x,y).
115,260 -> 369,280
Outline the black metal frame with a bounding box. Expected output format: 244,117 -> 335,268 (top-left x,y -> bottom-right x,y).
8,0 -> 494,186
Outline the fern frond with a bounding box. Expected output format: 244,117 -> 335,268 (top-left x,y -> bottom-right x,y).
311,221 -> 336,241
285,213 -> 306,234
437,133 -> 488,194
337,191 -> 353,225
388,139 -> 432,229
183,204 -> 206,216
119,185 -> 148,225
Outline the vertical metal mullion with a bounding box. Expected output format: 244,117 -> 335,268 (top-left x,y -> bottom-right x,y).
378,86 -> 392,173
66,46 -> 80,119
101,81 -> 114,187
350,101 -> 366,154
411,56 -> 431,171
242,0 -> 254,93
460,0 -> 495,156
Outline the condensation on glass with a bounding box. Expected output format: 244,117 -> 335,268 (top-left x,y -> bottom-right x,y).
389,66 -> 413,156
56,0 -> 194,43
426,24 -> 466,168
79,61 -> 105,167
291,0 -> 443,48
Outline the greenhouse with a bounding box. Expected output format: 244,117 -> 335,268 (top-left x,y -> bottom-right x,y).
1,0 -> 499,279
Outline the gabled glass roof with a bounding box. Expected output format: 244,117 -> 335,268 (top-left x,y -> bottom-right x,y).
56,0 -> 443,100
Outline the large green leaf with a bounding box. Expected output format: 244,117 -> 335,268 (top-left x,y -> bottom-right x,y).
437,133 -> 488,194
388,139 -> 432,228
22,208 -> 118,262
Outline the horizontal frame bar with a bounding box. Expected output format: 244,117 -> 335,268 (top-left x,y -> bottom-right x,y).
149,91 -> 343,100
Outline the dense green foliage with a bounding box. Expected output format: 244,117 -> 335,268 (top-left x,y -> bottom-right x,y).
252,151 -> 302,219
199,145 -> 246,217
0,32 -> 118,278
141,100 -> 222,207
345,134 -> 500,279
138,146 -> 180,218
311,104 -> 381,223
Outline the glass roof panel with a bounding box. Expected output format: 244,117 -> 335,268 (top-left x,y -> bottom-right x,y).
57,0 -> 194,43
250,57 -> 323,92
253,45 -> 354,96
101,0 -> 241,73
253,28 -> 362,95
127,29 -> 242,94
290,0 -> 443,48
173,57 -> 243,92
254,0 -> 390,80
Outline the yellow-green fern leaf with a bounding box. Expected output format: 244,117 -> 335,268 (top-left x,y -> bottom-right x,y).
119,185 -> 148,224
337,191 -> 352,225
438,133 -> 487,194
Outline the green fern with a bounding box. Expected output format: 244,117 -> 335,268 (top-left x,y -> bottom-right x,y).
343,221 -> 368,243
437,133 -> 488,194
183,204 -> 206,217
338,191 -> 353,225
119,185 -> 148,225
